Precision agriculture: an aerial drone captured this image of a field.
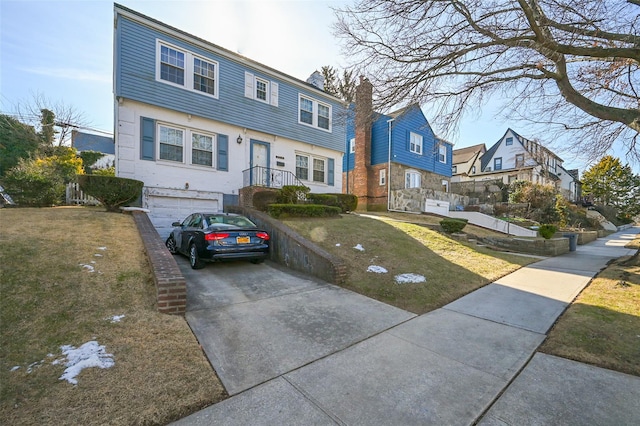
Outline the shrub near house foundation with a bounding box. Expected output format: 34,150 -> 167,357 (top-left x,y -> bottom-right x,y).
78,175 -> 143,212
268,204 -> 341,218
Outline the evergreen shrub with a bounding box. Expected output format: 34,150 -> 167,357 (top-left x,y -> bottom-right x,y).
268,203 -> 341,218
440,218 -> 468,234
78,175 -> 143,212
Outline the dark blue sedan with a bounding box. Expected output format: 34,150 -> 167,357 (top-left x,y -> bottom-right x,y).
165,213 -> 270,269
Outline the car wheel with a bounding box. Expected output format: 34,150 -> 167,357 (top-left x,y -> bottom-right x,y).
189,243 -> 205,269
250,258 -> 264,264
165,236 -> 177,254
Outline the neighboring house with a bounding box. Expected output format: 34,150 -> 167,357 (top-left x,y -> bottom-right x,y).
71,130 -> 115,169
470,128 -> 579,201
343,78 -> 453,211
451,143 -> 486,183
113,4 -> 346,233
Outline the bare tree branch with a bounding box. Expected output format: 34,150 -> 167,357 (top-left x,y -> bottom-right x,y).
334,0 -> 640,164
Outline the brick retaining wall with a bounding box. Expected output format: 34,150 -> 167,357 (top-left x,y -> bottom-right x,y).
130,211 -> 186,315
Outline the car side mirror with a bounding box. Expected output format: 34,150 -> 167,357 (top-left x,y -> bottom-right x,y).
172,221 -> 181,227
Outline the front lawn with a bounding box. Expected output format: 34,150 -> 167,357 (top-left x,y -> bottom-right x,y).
540,236 -> 640,376
0,207 -> 226,425
284,213 -> 537,314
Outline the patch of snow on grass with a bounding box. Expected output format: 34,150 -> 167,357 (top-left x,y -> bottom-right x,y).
367,265 -> 388,274
10,366 -> 20,372
108,315 -> 125,323
353,244 -> 365,251
335,243 -> 341,247
395,273 -> 426,284
80,264 -> 95,272
59,341 -> 114,385
97,247 -> 107,251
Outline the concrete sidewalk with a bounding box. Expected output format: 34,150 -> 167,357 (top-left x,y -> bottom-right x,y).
173,227 -> 640,425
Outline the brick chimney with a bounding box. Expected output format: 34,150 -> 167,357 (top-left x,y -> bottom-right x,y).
353,76 -> 373,210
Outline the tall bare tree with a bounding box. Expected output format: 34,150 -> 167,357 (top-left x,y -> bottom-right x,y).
13,92 -> 88,147
334,0 -> 640,163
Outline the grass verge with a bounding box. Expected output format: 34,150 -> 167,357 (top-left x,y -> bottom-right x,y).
540,235 -> 640,376
284,213 -> 537,314
0,207 -> 226,425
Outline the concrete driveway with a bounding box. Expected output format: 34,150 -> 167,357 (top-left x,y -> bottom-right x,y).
172,228 -> 640,425
177,258 -> 415,396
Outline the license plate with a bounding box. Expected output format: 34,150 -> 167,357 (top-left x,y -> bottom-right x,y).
236,236 -> 250,244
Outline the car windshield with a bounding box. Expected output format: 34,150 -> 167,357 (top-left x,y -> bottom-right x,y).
205,215 -> 256,228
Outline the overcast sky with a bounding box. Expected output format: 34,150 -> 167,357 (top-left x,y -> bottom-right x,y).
1,0 -> 636,174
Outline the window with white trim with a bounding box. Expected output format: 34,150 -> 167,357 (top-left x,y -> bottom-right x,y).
244,72 -> 279,106
298,95 -> 332,131
438,144 -> 447,163
160,45 -> 185,85
379,169 -> 386,186
515,153 -> 524,168
255,78 -> 268,101
156,40 -> 219,98
452,165 -> 457,174
409,132 -> 422,154
349,138 -> 355,154
405,170 -> 421,189
313,158 -> 325,182
192,132 -> 214,166
318,104 -> 330,130
442,180 -> 449,193
159,125 -> 184,162
295,154 -> 309,180
296,153 -> 327,183
506,137 -> 513,146
193,57 -> 216,95
155,122 -> 218,167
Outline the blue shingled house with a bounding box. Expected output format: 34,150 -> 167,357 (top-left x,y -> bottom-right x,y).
343,78 -> 452,211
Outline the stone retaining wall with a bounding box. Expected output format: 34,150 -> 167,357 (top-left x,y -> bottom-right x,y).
478,236 -> 570,256
576,231 -> 598,245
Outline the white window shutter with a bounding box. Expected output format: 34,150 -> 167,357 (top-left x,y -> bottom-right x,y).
270,81 -> 279,107
244,71 -> 254,98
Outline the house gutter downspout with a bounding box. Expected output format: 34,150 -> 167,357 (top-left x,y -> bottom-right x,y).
387,118 -> 394,211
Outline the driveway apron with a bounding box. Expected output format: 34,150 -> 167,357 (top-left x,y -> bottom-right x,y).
179,260 -> 415,396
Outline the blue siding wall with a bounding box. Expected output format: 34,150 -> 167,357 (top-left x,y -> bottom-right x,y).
343,110 -> 355,172
115,14 -> 345,152
371,115 -> 390,165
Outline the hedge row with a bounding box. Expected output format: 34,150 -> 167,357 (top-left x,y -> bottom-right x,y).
267,204 -> 341,218
307,193 -> 357,213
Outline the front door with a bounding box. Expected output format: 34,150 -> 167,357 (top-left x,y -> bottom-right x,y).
251,140 -> 270,186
